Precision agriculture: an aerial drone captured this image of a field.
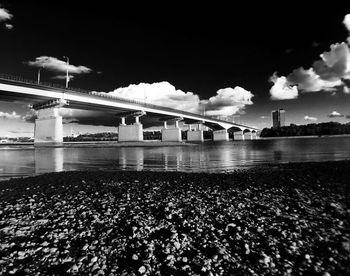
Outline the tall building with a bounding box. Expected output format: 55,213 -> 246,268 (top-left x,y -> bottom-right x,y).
271,109 -> 286,128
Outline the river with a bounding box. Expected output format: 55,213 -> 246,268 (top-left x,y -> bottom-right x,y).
1,136 -> 350,180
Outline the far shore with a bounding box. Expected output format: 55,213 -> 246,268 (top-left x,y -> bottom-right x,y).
259,133 -> 350,140
1,134 -> 350,147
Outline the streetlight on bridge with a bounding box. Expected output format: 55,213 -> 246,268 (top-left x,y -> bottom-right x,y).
63,56 -> 69,88
37,65 -> 45,84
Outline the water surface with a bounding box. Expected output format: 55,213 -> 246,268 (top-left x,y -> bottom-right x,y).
1,136 -> 349,180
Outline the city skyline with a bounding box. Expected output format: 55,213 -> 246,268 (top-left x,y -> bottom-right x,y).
1,2 -> 350,137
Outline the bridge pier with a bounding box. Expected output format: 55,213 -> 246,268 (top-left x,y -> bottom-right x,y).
244,131 -> 253,140
117,111 -> 145,142
33,99 -> 68,147
213,129 -> 229,141
233,130 -> 245,141
161,117 -> 182,142
187,123 -> 204,142
251,132 -> 257,140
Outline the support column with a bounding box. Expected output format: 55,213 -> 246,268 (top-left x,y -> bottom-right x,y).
244,131 -> 253,140
213,129 -> 229,141
187,123 -> 204,142
118,112 -> 145,142
161,117 -> 183,142
187,130 -> 204,142
251,132 -> 257,140
33,99 -> 68,147
233,130 -> 245,141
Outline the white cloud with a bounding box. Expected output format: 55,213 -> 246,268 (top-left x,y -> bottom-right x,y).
343,14 -> 350,31
93,82 -> 253,117
22,110 -> 37,123
313,42 -> 350,81
5,23 -> 13,30
0,6 -> 12,22
269,73 -> 298,100
203,87 -> 253,116
287,67 -> 341,92
304,115 -> 317,121
25,56 -> 92,76
328,111 -> 344,118
97,82 -> 200,113
0,111 -> 21,120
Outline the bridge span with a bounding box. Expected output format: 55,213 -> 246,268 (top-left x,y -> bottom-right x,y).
0,74 -> 259,146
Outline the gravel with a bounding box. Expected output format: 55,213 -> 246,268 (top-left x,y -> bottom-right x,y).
0,160 -> 349,275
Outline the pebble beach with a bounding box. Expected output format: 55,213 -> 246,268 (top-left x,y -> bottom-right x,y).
0,161 -> 349,275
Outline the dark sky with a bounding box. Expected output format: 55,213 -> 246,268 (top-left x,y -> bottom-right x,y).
1,1 -> 350,135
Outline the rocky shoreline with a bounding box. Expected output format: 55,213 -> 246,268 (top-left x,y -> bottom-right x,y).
0,161 -> 349,275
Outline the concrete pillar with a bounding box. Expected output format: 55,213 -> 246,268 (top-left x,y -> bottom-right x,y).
117,111 -> 146,142
251,132 -> 257,139
187,130 -> 204,142
244,132 -> 253,140
118,117 -> 144,142
233,130 -> 245,141
34,107 -> 63,147
213,129 -> 229,141
164,121 -> 167,129
162,120 -> 181,142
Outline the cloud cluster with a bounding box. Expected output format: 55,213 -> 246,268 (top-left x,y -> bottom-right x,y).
22,110 -> 37,123
25,56 -> 92,80
270,14 -> 350,100
344,14 -> 350,43
94,82 -> 254,117
0,111 -> 21,120
328,111 -> 344,118
287,67 -> 342,92
269,73 -> 298,100
304,115 -> 318,121
0,5 -> 13,29
203,87 -> 253,116
98,82 -> 200,113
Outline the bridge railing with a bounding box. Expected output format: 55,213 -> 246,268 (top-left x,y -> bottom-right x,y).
0,73 -> 257,130
0,73 -> 91,94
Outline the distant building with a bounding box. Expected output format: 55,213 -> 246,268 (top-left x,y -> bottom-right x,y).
271,109 -> 286,128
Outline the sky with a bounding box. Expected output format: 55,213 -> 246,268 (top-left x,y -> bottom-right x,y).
0,1 -> 350,137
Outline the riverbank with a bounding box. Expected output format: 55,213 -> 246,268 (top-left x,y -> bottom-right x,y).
0,161 -> 349,275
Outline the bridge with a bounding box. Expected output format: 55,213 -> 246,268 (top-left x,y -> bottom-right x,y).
0,74 -> 259,146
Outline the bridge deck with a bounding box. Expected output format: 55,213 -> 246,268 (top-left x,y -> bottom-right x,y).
0,73 -> 259,131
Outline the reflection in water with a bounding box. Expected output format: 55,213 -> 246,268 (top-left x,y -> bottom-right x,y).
0,136 -> 350,179
34,148 -> 64,174
119,147 -> 144,171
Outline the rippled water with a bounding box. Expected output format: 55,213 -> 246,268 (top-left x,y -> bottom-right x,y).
1,136 -> 350,180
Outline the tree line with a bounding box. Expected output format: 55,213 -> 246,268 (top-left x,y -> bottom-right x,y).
260,122 -> 350,137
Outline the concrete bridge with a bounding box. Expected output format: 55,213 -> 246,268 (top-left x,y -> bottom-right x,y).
0,74 -> 259,146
